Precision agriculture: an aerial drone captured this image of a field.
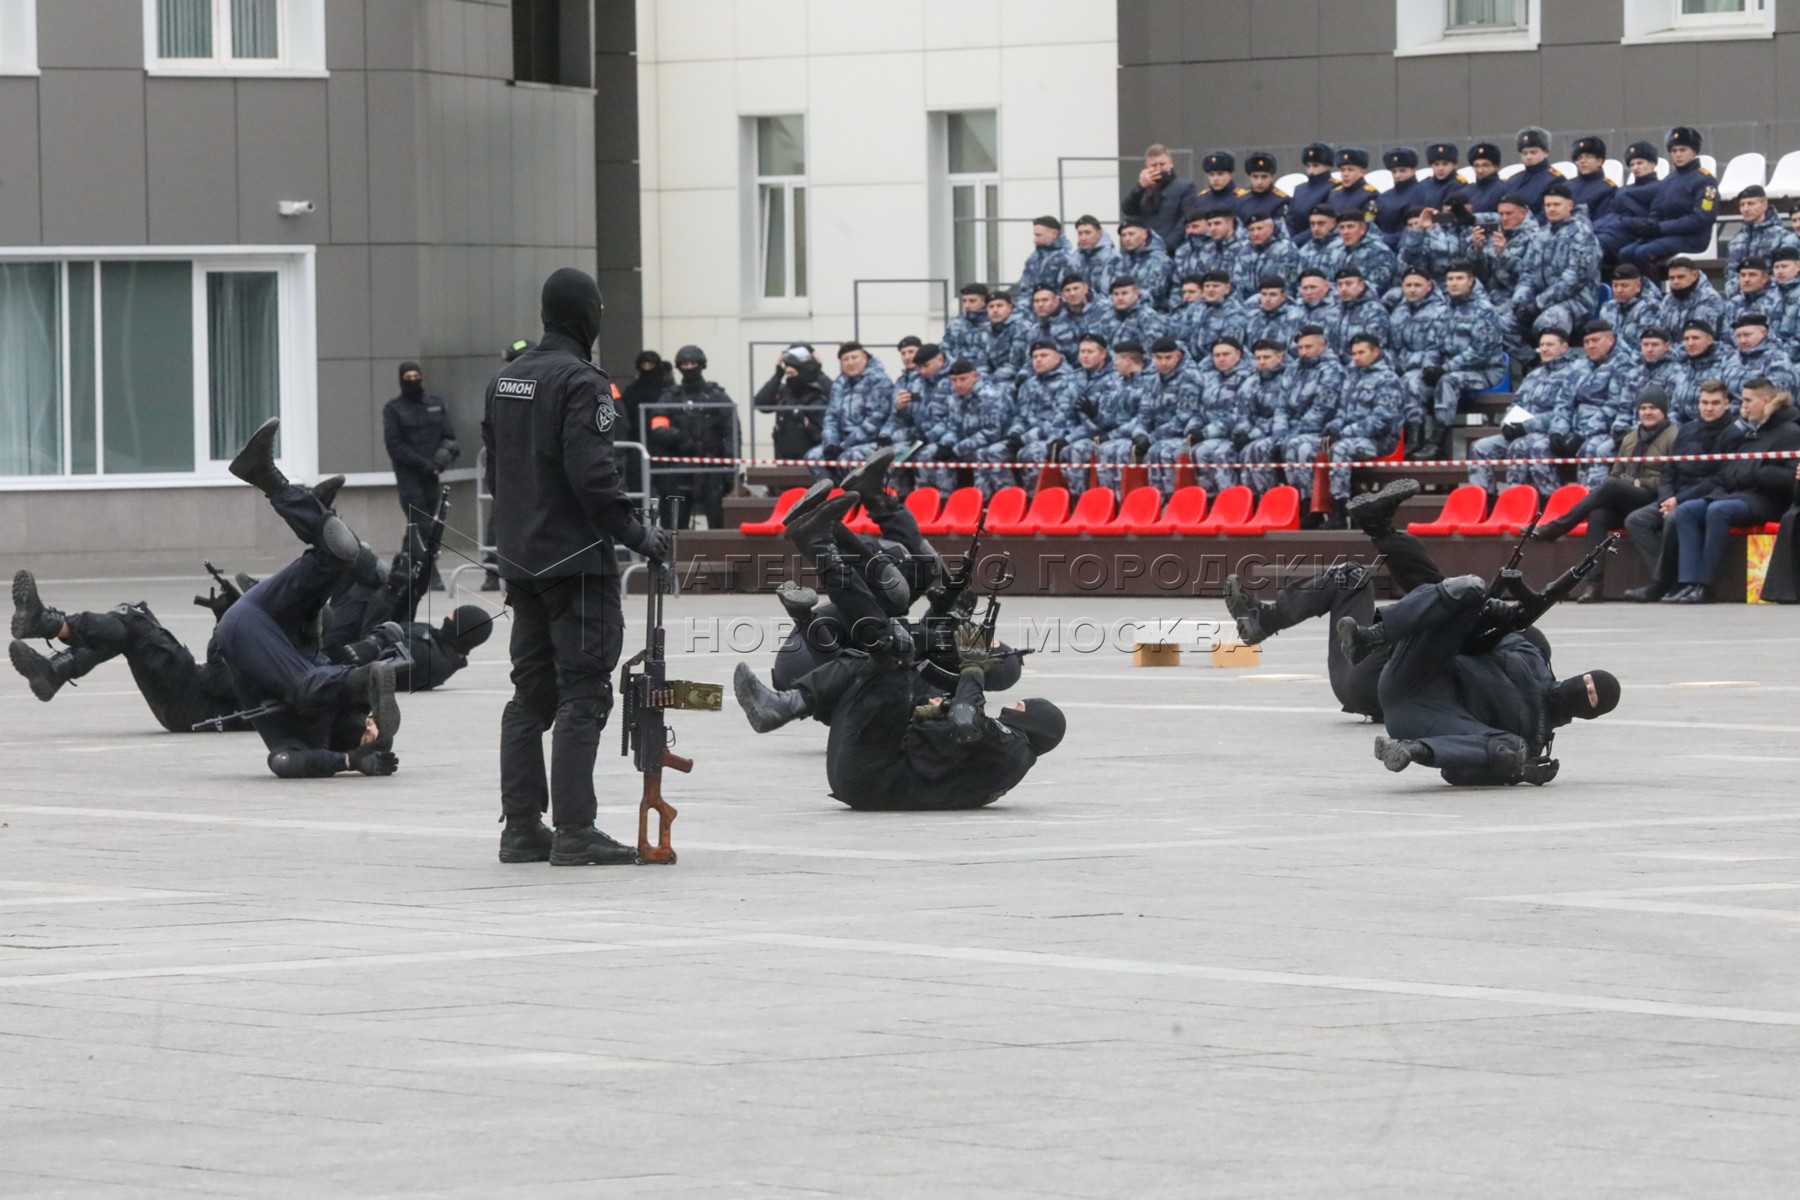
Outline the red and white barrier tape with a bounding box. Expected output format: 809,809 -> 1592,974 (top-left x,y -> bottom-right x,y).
649,450 -> 1800,472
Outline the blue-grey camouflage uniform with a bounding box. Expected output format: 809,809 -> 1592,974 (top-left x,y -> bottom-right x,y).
1508,212 -> 1601,350
1017,234 -> 1073,299
1118,240 -> 1176,311
1598,280 -> 1665,354
1670,342 -> 1740,422
1170,297 -> 1250,360
1386,292 -> 1449,416
1483,220 -> 1542,314
1172,230 -> 1245,286
1072,233 -> 1123,298
1183,357 -> 1254,491
940,310 -> 990,367
1658,274 -> 1728,340
1555,345 -> 1633,488
1027,308 -> 1082,359
1095,368 -> 1158,493
1325,293 -> 1390,362
1236,360 -> 1297,493
1420,291 -> 1507,422
1776,277 -> 1800,345
1725,285 -> 1785,331
1244,298 -> 1306,354
1296,294 -> 1338,332
1295,233 -> 1346,282
1722,339 -> 1798,402
1321,356 -> 1406,501
941,379 -> 1016,495
1467,351 -> 1580,493
1131,356 -> 1209,494
1338,235 -> 1401,299
1095,301 -> 1169,348
1281,352 -> 1348,502
1231,236 -> 1300,298
807,357 -> 899,478
981,312 -> 1032,383
1725,214 -> 1800,296
1398,223 -> 1461,283
1061,300 -> 1110,339
1616,352 -> 1686,427
1061,360 -> 1131,496
887,365 -> 950,447
1005,360 -> 1084,487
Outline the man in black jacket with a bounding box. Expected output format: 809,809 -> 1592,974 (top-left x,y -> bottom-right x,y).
482,267 -> 670,866
1123,144 -> 1199,252
1663,380 -> 1800,603
753,344 -> 830,460
1622,380 -> 1741,600
733,491 -> 1063,810
383,361 -> 459,587
648,344 -> 738,529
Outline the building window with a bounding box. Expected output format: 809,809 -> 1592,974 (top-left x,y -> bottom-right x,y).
0,254 -> 312,484
142,0 -> 326,75
513,0 -> 591,87
0,0 -> 38,75
947,111 -> 1001,289
1395,0 -> 1538,54
1623,0 -> 1774,40
754,115 -> 808,303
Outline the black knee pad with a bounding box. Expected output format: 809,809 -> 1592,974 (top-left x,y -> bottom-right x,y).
1487,733 -> 1528,782
267,751 -> 309,779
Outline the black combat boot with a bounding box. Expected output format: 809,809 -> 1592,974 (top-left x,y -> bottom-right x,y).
1400,418 -> 1424,460
1223,574 -> 1276,646
776,581 -> 818,625
781,479 -> 838,532
11,570 -> 65,641
8,639 -> 83,701
228,417 -> 289,494
783,492 -> 860,556
1621,582 -> 1665,603
840,445 -> 899,515
1373,734 -> 1432,773
312,474 -> 346,510
341,660 -> 401,749
1520,757 -> 1560,786
734,661 -> 812,733
1337,615 -> 1389,665
332,621 -> 409,667
1344,477 -> 1421,536
549,824 -> 638,866
498,814 -> 554,863
1409,415 -> 1438,461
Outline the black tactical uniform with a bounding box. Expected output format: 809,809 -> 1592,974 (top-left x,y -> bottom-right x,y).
647,344 -> 739,528
382,361 -> 459,527
481,267 -> 666,864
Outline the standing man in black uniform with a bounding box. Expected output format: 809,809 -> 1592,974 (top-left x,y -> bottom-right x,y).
649,344 -> 739,530
383,362 -> 460,589
483,267 -> 670,867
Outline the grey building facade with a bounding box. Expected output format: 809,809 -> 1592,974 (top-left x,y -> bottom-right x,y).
1118,1 -> 1800,183
0,0 -> 642,573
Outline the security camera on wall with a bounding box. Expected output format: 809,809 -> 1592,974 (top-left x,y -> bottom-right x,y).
278,200 -> 316,217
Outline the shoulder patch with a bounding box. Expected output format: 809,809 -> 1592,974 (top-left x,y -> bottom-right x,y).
1550,167 -> 1564,177
495,377 -> 537,400
1275,187 -> 1290,198
594,398 -> 618,433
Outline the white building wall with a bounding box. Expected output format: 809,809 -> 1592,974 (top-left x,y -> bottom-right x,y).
636,0 -> 1119,451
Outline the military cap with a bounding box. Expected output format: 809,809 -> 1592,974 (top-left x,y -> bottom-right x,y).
1032,214 -> 1063,230
948,358 -> 978,375
1109,275 -> 1140,290
1308,202 -> 1336,218
1640,325 -> 1673,342
1426,142 -> 1459,164
1581,319 -> 1614,336
1297,268 -> 1328,282
1498,191 -> 1530,209
1182,204 -> 1212,224
1536,326 -> 1571,342
1149,336 -> 1182,354
1573,136 -> 1607,159
1516,127 -> 1550,153
1468,142 -> 1502,165
1112,339 -> 1146,357
916,342 -> 942,361
1625,140 -> 1660,165
1245,210 -> 1275,225
1666,126 -> 1703,151
1118,216 -> 1149,231
1028,338 -> 1060,353
1401,265 -> 1432,282
1681,318 -> 1716,336
1774,246 -> 1800,263
1382,147 -> 1419,170
1334,266 -> 1364,280
1337,147 -> 1371,169
1203,152 -> 1236,173
1543,181 -> 1573,200
1739,256 -> 1771,273
988,289 -> 1015,304
1610,264 -> 1642,280
1734,312 -> 1770,329
1074,213 -> 1102,228
1301,143 -> 1334,168
897,335 -> 923,350
1201,269 -> 1232,285
1029,282 -> 1058,296
1246,152 -> 1277,174
1257,274 -> 1287,291
1211,335 -> 1245,353
959,282 -> 991,297
1335,208 -> 1369,224
1203,204 -> 1236,220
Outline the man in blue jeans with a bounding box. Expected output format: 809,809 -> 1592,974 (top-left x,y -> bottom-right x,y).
1665,379 -> 1800,603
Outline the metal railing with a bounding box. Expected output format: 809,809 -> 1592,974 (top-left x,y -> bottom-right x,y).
852,277 -> 950,342
1058,151 -> 1194,221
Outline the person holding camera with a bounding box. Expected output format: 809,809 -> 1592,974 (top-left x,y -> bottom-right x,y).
1123,144 -> 1199,252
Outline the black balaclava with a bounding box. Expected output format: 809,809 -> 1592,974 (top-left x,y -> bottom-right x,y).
635,350 -> 663,379
442,605 -> 495,654
1550,670 -> 1621,724
1000,699 -> 1067,754
540,268 -> 603,357
676,344 -> 708,391
399,360 -> 424,401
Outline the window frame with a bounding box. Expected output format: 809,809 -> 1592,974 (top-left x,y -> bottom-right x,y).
940,110 -> 1003,290
0,246 -> 318,491
743,114 -> 810,314
0,0 -> 38,76
1621,0 -> 1774,42
1394,0 -> 1539,55
1443,0 -> 1528,34
142,0 -> 328,78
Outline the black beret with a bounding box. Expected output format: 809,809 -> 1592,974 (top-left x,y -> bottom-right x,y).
1402,204 -> 1427,221
1498,191 -> 1530,208
1536,326 -> 1571,342
1775,246 -> 1800,263
1337,147 -> 1370,169
1516,126 -> 1550,153
1028,338 -> 1059,353
1334,266 -> 1364,280
1625,140 -> 1660,164
1309,202 -> 1336,218
1573,136 -> 1607,159
897,335 -> 923,350
1427,142 -> 1459,164
1543,181 -> 1573,200
1581,319 -> 1614,336
1740,256 -> 1771,272
916,342 -> 942,361
1109,275 -> 1139,290
1245,210 -> 1275,225
1029,282 -> 1058,295
1682,318 -> 1716,336
1204,205 -> 1236,220
1335,208 -> 1369,224
1666,126 -> 1703,151
1182,204 -> 1212,223
1119,216 -> 1149,231
1033,214 -> 1063,230
1257,274 -> 1287,291
989,289 -> 1014,303
1301,143 -> 1334,167
1078,332 -> 1108,347
1204,152 -> 1236,173
1738,184 -> 1768,200
1112,339 -> 1146,356
1296,324 -> 1327,338
1401,266 -> 1431,281
1610,264 -> 1641,280
837,341 -> 865,357
1734,312 -> 1770,329
1383,147 -> 1419,169
1211,336 -> 1245,353
1297,268 -> 1328,282
1468,142 -> 1502,165
1640,325 -> 1673,342
1665,256 -> 1697,272
1201,269 -> 1232,285
1246,152 -> 1277,174
1149,336 -> 1182,354
1445,258 -> 1479,275
948,358 -> 978,375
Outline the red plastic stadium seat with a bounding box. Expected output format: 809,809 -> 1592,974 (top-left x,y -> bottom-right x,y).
1222,485 -> 1300,535
1407,485 -> 1489,536
738,487 -> 806,535
1732,522 -> 1781,535
1539,483 -> 1588,536
1046,487 -> 1117,536
1155,486 -> 1212,534
904,487 -> 942,528
983,486 -> 1029,533
926,487 -> 983,535
994,486 -> 1069,535
1104,486 -> 1168,534
1463,485 -> 1540,536
1191,485 -> 1255,534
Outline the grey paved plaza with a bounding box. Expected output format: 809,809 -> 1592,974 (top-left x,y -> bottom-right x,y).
3,572 -> 1799,1198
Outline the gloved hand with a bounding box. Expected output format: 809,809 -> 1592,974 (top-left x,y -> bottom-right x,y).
822,443 -> 844,462
954,622 -> 997,675
634,525 -> 672,563
1231,430 -> 1251,451
430,445 -> 456,470
1045,438 -> 1066,462
348,746 -> 399,776
1004,433 -> 1025,457
913,700 -> 948,722
875,435 -> 894,448
1634,218 -> 1660,238
1549,433 -> 1581,457
1420,366 -> 1445,387
1501,422 -> 1527,443
1131,434 -> 1151,461
1514,305 -> 1540,331
1075,396 -> 1099,421
935,443 -> 958,462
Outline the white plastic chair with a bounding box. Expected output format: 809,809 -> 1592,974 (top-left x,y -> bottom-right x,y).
1604,159 -> 1625,186
1700,153 -> 1718,176
1365,168 -> 1394,193
1499,163 -> 1524,180
1456,166 -> 1475,184
1765,150 -> 1800,199
1552,160 -> 1577,180
1275,172 -> 1307,197
1656,157 -> 1670,180
1717,152 -> 1766,200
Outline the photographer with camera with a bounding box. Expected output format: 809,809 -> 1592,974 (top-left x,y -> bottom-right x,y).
1123,144 -> 1198,252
